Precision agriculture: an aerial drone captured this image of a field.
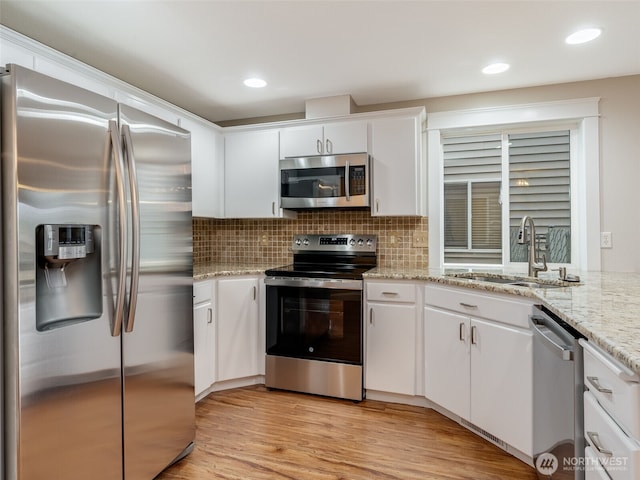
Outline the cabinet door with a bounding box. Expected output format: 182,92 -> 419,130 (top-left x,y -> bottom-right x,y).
370,115 -> 425,216
224,129 -> 280,218
280,124 -> 324,158
187,119 -> 223,218
193,301 -> 215,396
424,306 -> 470,419
216,278 -> 259,382
323,121 -> 368,155
365,303 -> 417,395
470,318 -> 533,456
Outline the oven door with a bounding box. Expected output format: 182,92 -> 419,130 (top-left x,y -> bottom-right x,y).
279,153 -> 369,209
265,278 -> 363,365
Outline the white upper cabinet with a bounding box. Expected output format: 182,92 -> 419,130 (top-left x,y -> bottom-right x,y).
280,120 -> 368,158
185,118 -> 224,218
370,111 -> 426,216
224,128 -> 289,218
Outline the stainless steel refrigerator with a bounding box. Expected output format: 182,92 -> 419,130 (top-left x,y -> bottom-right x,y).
1,64 -> 195,480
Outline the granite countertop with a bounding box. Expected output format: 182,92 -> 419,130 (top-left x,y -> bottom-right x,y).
366,267 -> 640,377
193,262 -> 274,280
194,263 -> 640,377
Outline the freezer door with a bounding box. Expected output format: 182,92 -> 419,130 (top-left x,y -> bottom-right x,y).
1,65 -> 123,480
119,104 -> 195,479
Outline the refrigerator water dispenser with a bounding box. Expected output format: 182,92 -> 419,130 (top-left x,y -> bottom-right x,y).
35,224 -> 102,331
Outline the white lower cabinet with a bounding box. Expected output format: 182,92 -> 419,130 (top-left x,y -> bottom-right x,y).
582,339 -> 640,480
193,280 -> 216,397
424,284 -> 533,456
585,446 -> 614,479
365,281 -> 419,396
216,276 -> 260,382
423,307 -> 470,418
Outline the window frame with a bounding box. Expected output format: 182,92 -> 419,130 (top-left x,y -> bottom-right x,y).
428,98 -> 601,272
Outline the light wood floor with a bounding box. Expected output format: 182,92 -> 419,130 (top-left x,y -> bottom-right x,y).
156,386 -> 538,480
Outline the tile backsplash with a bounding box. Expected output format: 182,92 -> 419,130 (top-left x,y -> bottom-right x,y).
193,210 -> 428,269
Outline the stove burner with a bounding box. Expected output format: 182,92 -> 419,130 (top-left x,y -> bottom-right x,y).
265,234 -> 377,280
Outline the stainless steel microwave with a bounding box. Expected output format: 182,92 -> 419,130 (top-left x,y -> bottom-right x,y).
279,153 -> 370,209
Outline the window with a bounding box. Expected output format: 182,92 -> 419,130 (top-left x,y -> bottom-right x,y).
443,134 -> 502,264
442,129 -> 572,266
427,98 -> 600,271
508,131 -> 571,264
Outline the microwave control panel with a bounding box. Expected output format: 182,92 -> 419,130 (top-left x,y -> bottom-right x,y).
349,165 -> 367,195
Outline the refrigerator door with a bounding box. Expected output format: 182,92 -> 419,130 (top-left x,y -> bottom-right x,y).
1,65 -> 123,479
118,104 -> 195,479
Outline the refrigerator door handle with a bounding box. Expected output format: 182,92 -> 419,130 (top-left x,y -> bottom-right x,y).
109,119 -> 128,337
122,124 -> 141,333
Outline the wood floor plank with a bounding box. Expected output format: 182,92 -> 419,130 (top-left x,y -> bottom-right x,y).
156,386 -> 538,480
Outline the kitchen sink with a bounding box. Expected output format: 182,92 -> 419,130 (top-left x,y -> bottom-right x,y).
461,275 -> 515,284
446,272 -> 570,289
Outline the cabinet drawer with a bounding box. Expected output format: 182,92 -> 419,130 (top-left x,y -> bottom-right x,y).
367,281 -> 416,303
585,446 -> 613,480
584,392 -> 640,480
424,284 -> 533,328
582,340 -> 640,439
194,280 -> 213,304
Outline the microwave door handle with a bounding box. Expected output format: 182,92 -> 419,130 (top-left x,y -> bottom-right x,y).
345,160 -> 350,201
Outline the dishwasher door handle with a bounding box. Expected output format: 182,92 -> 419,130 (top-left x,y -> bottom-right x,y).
530,314 -> 573,361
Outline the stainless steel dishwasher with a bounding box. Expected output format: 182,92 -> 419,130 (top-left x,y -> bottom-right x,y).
530,305 -> 586,480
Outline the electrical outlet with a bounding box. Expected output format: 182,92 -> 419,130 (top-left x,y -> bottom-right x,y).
600,231 -> 613,249
389,231 -> 399,245
260,232 -> 269,246
413,231 -> 428,248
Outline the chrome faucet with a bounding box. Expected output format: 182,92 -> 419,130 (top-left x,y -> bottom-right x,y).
517,215 -> 547,277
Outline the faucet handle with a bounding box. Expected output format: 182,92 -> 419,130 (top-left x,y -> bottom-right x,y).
540,254 -> 548,272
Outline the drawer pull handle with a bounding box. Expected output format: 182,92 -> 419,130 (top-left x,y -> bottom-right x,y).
382,291 -> 399,296
460,302 -> 478,309
207,308 -> 213,324
459,322 -> 465,342
587,376 -> 613,395
369,308 -> 374,325
587,431 -> 613,456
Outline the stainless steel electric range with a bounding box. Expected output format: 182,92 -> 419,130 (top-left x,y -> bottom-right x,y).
264,234 -> 377,401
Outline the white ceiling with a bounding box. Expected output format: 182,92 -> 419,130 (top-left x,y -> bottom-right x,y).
2,1 -> 639,124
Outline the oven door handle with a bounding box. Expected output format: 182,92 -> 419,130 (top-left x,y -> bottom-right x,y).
265,277 -> 363,291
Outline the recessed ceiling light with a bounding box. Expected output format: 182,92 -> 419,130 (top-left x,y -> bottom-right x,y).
565,28 -> 602,45
243,78 -> 267,88
482,63 -> 510,75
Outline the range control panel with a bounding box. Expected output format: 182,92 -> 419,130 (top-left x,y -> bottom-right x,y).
292,234 -> 377,253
